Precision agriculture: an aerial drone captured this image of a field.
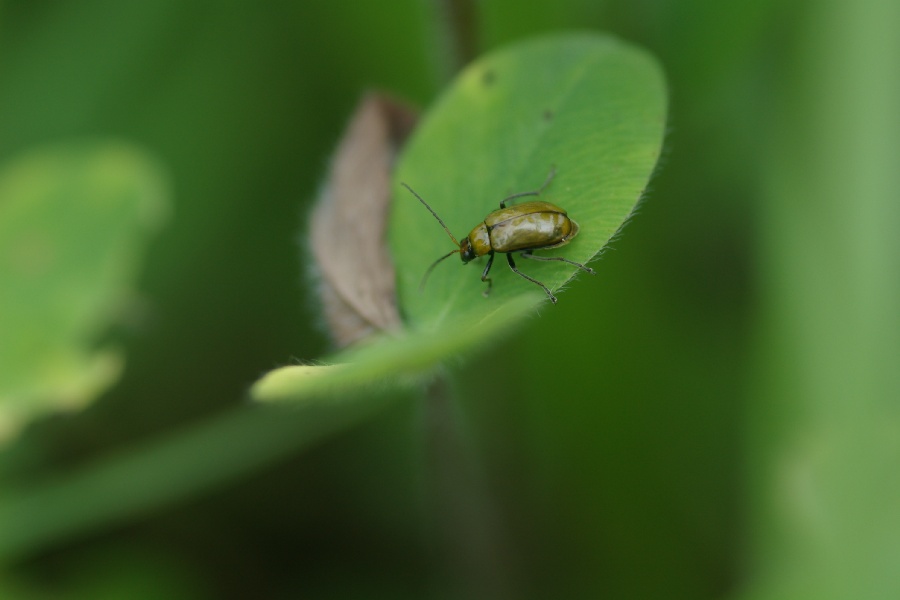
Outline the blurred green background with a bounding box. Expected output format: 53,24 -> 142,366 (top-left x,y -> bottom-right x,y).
1,1 -> 898,599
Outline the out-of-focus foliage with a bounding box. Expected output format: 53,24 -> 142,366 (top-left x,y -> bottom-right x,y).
743,2 -> 900,599
0,1 -> 897,599
0,143 -> 168,443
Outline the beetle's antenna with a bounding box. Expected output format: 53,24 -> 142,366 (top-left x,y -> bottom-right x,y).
401,182 -> 460,247
420,249 -> 459,291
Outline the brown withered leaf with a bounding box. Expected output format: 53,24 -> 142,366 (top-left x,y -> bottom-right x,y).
310,93 -> 417,347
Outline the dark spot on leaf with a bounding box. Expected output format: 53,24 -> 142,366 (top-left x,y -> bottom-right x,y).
482,69 -> 496,86
543,109 -> 553,121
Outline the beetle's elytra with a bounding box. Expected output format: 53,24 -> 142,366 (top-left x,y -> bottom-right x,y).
401,168 -> 594,304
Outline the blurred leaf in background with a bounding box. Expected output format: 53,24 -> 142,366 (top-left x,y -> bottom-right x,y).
0,142 -> 168,443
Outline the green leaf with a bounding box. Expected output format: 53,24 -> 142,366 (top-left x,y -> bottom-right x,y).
0,142 -> 168,442
392,32 -> 667,328
256,32 -> 666,403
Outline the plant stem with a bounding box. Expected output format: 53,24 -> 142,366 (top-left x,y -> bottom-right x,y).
0,395 -> 395,563
431,0 -> 479,80
418,372 -> 513,599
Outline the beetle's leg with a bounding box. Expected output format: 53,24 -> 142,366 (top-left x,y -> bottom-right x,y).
506,253 -> 557,303
481,252 -> 495,297
499,166 -> 557,209
520,250 -> 596,275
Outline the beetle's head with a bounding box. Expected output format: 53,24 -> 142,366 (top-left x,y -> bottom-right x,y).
459,237 -> 476,263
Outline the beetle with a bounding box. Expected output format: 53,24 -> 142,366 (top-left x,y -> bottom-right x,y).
401,167 -> 594,304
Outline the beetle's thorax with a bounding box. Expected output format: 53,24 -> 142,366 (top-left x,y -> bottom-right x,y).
462,223 -> 491,262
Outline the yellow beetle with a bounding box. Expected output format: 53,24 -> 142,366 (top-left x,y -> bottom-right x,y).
401,168 -> 594,304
